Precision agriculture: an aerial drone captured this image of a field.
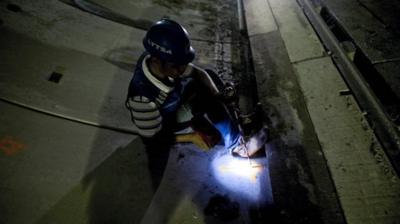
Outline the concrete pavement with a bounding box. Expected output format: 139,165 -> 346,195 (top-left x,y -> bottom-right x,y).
244,0 -> 400,223
0,0 -> 244,223
0,101 -> 138,224
1,0 -> 400,223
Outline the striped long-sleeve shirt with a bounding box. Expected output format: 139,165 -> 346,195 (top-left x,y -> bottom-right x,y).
126,53 -> 193,138
126,95 -> 162,137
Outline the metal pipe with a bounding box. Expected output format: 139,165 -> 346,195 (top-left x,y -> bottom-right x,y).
0,97 -> 138,135
237,0 -> 245,33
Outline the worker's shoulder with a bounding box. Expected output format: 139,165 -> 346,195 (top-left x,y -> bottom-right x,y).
131,67 -> 148,84
129,70 -> 160,99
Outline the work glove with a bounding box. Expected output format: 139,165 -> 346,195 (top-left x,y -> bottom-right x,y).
175,131 -> 220,151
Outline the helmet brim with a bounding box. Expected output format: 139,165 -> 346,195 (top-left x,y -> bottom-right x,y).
180,46 -> 195,65
165,46 -> 195,65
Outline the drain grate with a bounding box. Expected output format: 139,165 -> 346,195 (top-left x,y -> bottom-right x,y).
48,72 -> 63,83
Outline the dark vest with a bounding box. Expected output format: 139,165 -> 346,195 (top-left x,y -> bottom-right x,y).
127,52 -> 192,132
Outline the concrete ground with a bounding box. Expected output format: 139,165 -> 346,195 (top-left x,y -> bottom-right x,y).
0,0 -> 400,223
247,0 -> 400,223
250,0 -> 400,223
316,0 -> 400,103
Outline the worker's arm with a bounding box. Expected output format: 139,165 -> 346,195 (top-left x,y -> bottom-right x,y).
190,65 -> 220,97
126,95 -> 162,137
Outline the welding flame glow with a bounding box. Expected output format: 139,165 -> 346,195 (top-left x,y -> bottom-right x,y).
218,160 -> 262,182
211,153 -> 263,201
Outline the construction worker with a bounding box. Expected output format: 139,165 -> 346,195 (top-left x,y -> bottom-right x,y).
125,19 -> 264,188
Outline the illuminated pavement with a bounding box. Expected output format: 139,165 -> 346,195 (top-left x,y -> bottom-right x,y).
140,145 -> 273,223
1,0 -> 400,223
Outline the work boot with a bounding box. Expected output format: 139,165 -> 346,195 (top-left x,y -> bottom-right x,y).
231,127 -> 268,157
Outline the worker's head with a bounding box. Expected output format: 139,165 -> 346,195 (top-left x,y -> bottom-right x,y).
143,19 -> 195,78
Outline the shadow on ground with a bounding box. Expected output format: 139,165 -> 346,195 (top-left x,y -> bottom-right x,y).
36,137 -> 154,224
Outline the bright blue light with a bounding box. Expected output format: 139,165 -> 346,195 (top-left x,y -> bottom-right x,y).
214,119 -> 240,150
211,150 -> 265,202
